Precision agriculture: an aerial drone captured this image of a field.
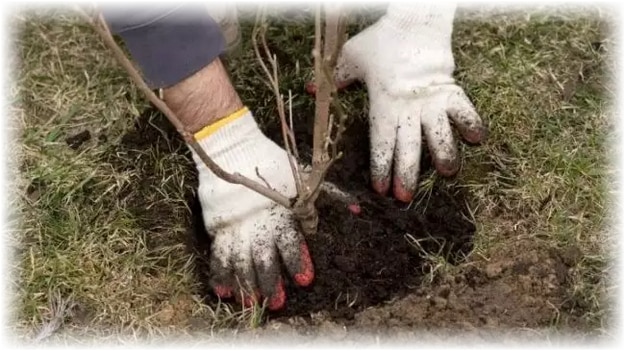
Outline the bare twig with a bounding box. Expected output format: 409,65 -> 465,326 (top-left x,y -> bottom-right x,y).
254,9 -> 299,161
252,10 -> 303,193
304,4 -> 348,204
312,3 -> 327,167
288,90 -> 295,138
250,9 -> 356,236
76,6 -> 292,208
320,181 -> 358,206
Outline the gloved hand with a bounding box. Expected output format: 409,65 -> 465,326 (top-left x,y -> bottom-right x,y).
334,3 -> 486,202
191,107 -> 314,310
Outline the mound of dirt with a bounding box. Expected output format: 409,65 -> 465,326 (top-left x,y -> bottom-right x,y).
352,244 -> 574,331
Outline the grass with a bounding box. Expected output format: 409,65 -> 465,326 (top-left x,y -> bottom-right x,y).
8,3 -> 615,344
451,8 -> 614,330
9,9 -> 248,341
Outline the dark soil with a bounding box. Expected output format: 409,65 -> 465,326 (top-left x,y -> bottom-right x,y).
186,105 -> 477,322
103,105 -> 588,336
109,104 -> 476,322
266,115 -> 476,321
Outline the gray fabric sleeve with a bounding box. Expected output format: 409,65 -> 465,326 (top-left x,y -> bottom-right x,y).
101,3 -> 225,89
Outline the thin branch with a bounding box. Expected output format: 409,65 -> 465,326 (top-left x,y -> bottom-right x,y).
77,7 -> 292,208
320,181 -> 358,206
305,4 -> 349,204
255,167 -> 273,190
254,10 -> 299,156
264,40 -> 299,158
322,63 -> 349,150
324,113 -> 335,152
312,3 -> 328,167
252,9 -> 276,90
288,90 -> 295,140
305,155 -> 340,203
324,4 -> 347,68
252,12 -> 303,194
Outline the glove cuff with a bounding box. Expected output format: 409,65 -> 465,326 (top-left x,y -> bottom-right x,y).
191,107 -> 267,173
383,3 -> 457,34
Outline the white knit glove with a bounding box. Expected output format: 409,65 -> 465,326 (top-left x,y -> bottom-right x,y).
335,3 -> 486,202
191,108 -> 314,310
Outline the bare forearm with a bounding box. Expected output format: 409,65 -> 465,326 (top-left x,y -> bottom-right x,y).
101,5 -> 241,133
163,58 -> 243,133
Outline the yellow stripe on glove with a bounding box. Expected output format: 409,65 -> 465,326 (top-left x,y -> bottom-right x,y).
194,106 -> 250,141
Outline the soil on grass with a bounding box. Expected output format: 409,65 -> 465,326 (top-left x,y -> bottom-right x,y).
102,105 -> 589,338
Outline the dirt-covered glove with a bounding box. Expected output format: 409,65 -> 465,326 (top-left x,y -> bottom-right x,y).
334,3 -> 487,202
191,107 -> 314,310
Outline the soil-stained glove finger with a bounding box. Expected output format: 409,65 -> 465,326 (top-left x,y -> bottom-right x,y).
231,235 -> 259,307
421,107 -> 459,177
251,229 -> 284,310
446,87 -> 487,144
275,216 -> 314,287
195,108 -> 312,311
369,92 -> 398,195
393,106 -> 422,203
208,233 -> 235,299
